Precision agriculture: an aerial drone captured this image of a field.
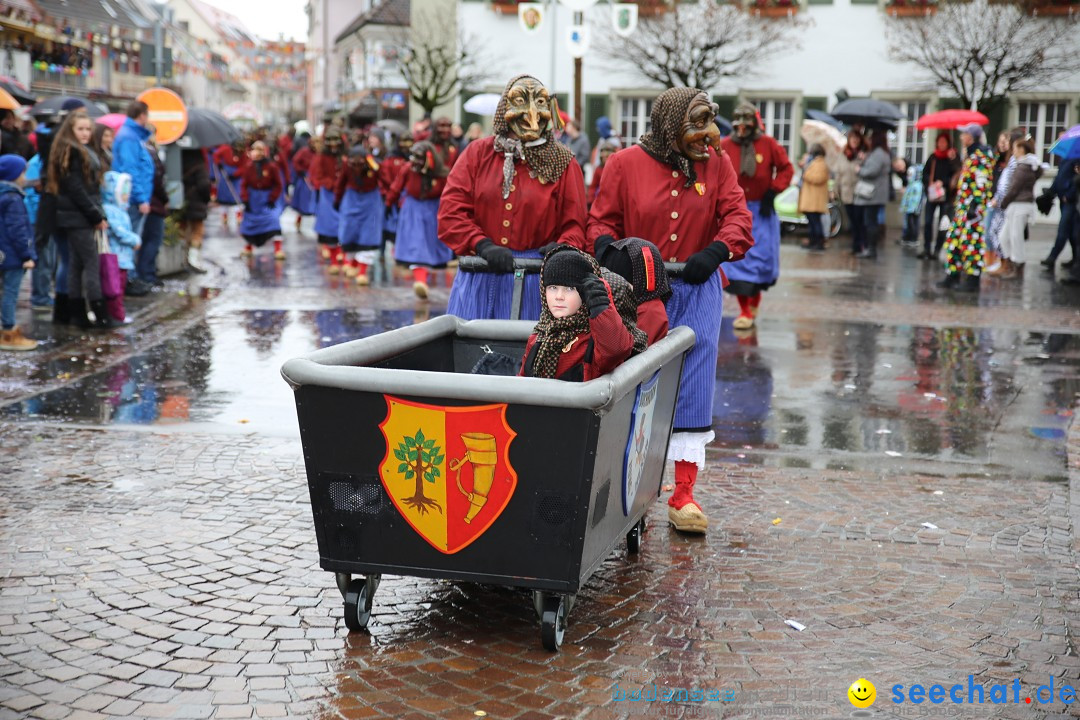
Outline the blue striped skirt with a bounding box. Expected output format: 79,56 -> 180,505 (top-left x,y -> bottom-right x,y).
394,196 -> 454,266
290,176 -> 317,216
337,188 -> 383,250
239,188 -> 281,240
723,200 -> 781,289
313,189 -> 340,239
447,248 -> 543,321
216,167 -> 241,206
666,272 -> 724,430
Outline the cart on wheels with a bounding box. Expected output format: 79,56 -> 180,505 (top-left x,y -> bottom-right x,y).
281,268 -> 694,651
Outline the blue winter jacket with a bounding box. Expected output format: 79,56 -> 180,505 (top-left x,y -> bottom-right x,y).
102,171 -> 142,272
23,154 -> 41,224
112,118 -> 154,205
0,182 -> 36,271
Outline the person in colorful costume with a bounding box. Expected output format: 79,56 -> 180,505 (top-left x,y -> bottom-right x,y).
310,128 -> 346,267
334,145 -> 384,285
238,141 -> 284,260
378,133 -> 412,255
588,87 -> 754,534
289,134 -> 317,226
438,74 -> 587,320
387,139 -> 453,299
212,141 -> 246,228
720,102 -> 793,330
939,122 -> 993,293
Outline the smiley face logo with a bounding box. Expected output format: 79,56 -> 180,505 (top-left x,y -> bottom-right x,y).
848,678 -> 876,708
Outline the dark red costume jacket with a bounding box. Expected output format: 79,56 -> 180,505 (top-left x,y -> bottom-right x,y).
292,146 -> 313,178
636,299 -> 669,345
212,145 -> 246,175
588,163 -> 604,208
240,160 -> 282,204
432,139 -> 459,171
379,155 -> 408,198
386,165 -> 446,206
587,146 -> 754,271
519,295 -> 634,381
439,140 -> 587,254
309,154 -> 342,191
718,135 -> 794,201
333,160 -> 380,205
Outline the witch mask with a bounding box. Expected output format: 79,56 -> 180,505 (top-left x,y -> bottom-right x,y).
673,92 -> 721,163
503,77 -> 553,143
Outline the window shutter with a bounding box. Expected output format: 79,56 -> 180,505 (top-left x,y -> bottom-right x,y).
584,94 -> 609,146
713,95 -> 737,125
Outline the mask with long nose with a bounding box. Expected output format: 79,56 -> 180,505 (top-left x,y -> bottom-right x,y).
673,93 -> 721,163
502,77 -> 553,143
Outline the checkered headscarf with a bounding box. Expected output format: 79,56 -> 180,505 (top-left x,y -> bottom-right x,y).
638,87 -> 704,188
492,74 -> 574,198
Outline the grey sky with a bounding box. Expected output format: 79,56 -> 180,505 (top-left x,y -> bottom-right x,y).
224,0 -> 308,41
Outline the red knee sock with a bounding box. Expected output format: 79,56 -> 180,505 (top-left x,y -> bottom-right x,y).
749,292 -> 761,311
737,294 -> 753,317
669,460 -> 699,509
357,262 -> 369,277
412,267 -> 428,284
273,239 -> 283,254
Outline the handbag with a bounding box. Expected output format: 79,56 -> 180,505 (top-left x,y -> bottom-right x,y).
927,181 -> 945,203
97,229 -> 123,300
854,179 -> 875,200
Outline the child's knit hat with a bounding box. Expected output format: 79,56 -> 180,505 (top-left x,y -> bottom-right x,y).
542,248 -> 593,289
0,154 -> 27,182
600,237 -> 672,304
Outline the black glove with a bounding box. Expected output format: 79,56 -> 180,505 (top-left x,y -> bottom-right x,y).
593,234 -> 616,263
759,189 -> 777,218
577,274 -> 610,319
476,238 -> 515,273
1036,189 -> 1055,216
243,201 -> 252,213
966,204 -> 979,221
536,241 -> 561,257
682,242 -> 730,285
384,205 -> 392,220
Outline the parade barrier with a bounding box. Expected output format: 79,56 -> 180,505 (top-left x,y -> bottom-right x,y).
281,314 -> 694,650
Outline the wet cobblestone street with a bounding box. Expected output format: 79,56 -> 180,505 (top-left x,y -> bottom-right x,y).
1,214 -> 1079,719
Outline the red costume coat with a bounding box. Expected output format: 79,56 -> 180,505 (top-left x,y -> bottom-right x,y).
386,165 -> 446,206
333,161 -> 380,205
438,140 -> 587,255
379,155 -> 408,198
292,146 -> 313,176
637,299 -> 669,345
240,160 -> 282,204
309,154 -> 342,191
718,135 -> 794,201
519,298 -> 634,382
588,163 -> 604,208
587,146 -> 754,268
432,139 -> 459,172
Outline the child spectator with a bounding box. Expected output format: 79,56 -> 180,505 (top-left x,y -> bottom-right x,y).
900,163 -> 925,248
994,136 -> 1042,279
519,246 -> 639,381
239,141 -> 284,260
101,171 -> 142,324
798,144 -> 829,253
598,236 -> 671,344
0,154 -> 38,351
386,140 -> 453,300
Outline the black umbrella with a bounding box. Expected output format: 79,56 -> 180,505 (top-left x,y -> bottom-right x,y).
175,107 -> 241,149
30,96 -> 106,118
831,98 -> 902,129
0,78 -> 35,106
806,109 -> 846,131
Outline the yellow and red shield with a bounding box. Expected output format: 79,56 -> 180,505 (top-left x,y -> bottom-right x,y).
378,396 -> 518,554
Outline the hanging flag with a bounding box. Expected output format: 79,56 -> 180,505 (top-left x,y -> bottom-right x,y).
518,3 -> 545,33
612,3 -> 638,36
566,24 -> 590,58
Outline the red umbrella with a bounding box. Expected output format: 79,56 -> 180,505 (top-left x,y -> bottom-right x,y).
916,110 -> 989,130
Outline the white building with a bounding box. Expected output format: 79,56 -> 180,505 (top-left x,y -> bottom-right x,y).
458,0 -> 1080,171
307,0 -> 363,122
334,0 -> 411,124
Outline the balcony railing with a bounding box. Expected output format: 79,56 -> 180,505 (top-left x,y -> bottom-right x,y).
31,66 -> 87,93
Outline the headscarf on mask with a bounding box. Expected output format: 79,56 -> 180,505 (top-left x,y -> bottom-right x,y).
730,102 -> 763,179
491,74 -> 574,200
637,87 -> 706,189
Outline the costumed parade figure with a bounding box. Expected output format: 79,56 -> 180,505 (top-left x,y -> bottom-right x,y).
940,122 -> 993,293
720,102 -> 793,330
289,134 -> 317,225
310,127 -> 346,266
212,141 -> 246,228
439,74 -> 587,320
588,87 -> 754,534
334,144 -> 384,285
238,141 -> 285,260
387,139 -> 453,300
431,117 -> 460,173
378,133 -> 412,255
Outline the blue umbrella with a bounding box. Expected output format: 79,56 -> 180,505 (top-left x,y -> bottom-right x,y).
1049,124 -> 1080,161
806,109 -> 845,131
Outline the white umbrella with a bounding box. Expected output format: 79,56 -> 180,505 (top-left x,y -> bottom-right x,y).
800,119 -> 846,154
294,120 -> 312,135
464,93 -> 502,116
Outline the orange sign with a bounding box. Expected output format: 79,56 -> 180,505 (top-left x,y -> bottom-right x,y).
378,396 -> 518,554
137,87 -> 188,145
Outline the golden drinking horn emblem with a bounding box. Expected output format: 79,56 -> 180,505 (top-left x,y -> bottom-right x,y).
449,433 -> 498,524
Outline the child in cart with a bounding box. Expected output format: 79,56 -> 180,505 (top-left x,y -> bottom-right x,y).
597,236 -> 671,344
519,246 -> 645,381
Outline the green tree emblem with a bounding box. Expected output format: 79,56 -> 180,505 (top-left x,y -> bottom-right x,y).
393,428 -> 444,515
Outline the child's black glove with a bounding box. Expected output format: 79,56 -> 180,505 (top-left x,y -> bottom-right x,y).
476,238 -> 515,273
759,189 -> 777,218
577,274 -> 610,319
332,200 -> 341,212
682,241 -> 730,284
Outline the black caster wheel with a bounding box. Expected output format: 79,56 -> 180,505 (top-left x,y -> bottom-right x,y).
343,576 -> 378,632
541,594 -> 568,651
627,519 -> 644,554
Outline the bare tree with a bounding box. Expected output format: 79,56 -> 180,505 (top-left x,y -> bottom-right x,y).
593,4 -> 810,90
885,0 -> 1080,112
397,10 -> 491,115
